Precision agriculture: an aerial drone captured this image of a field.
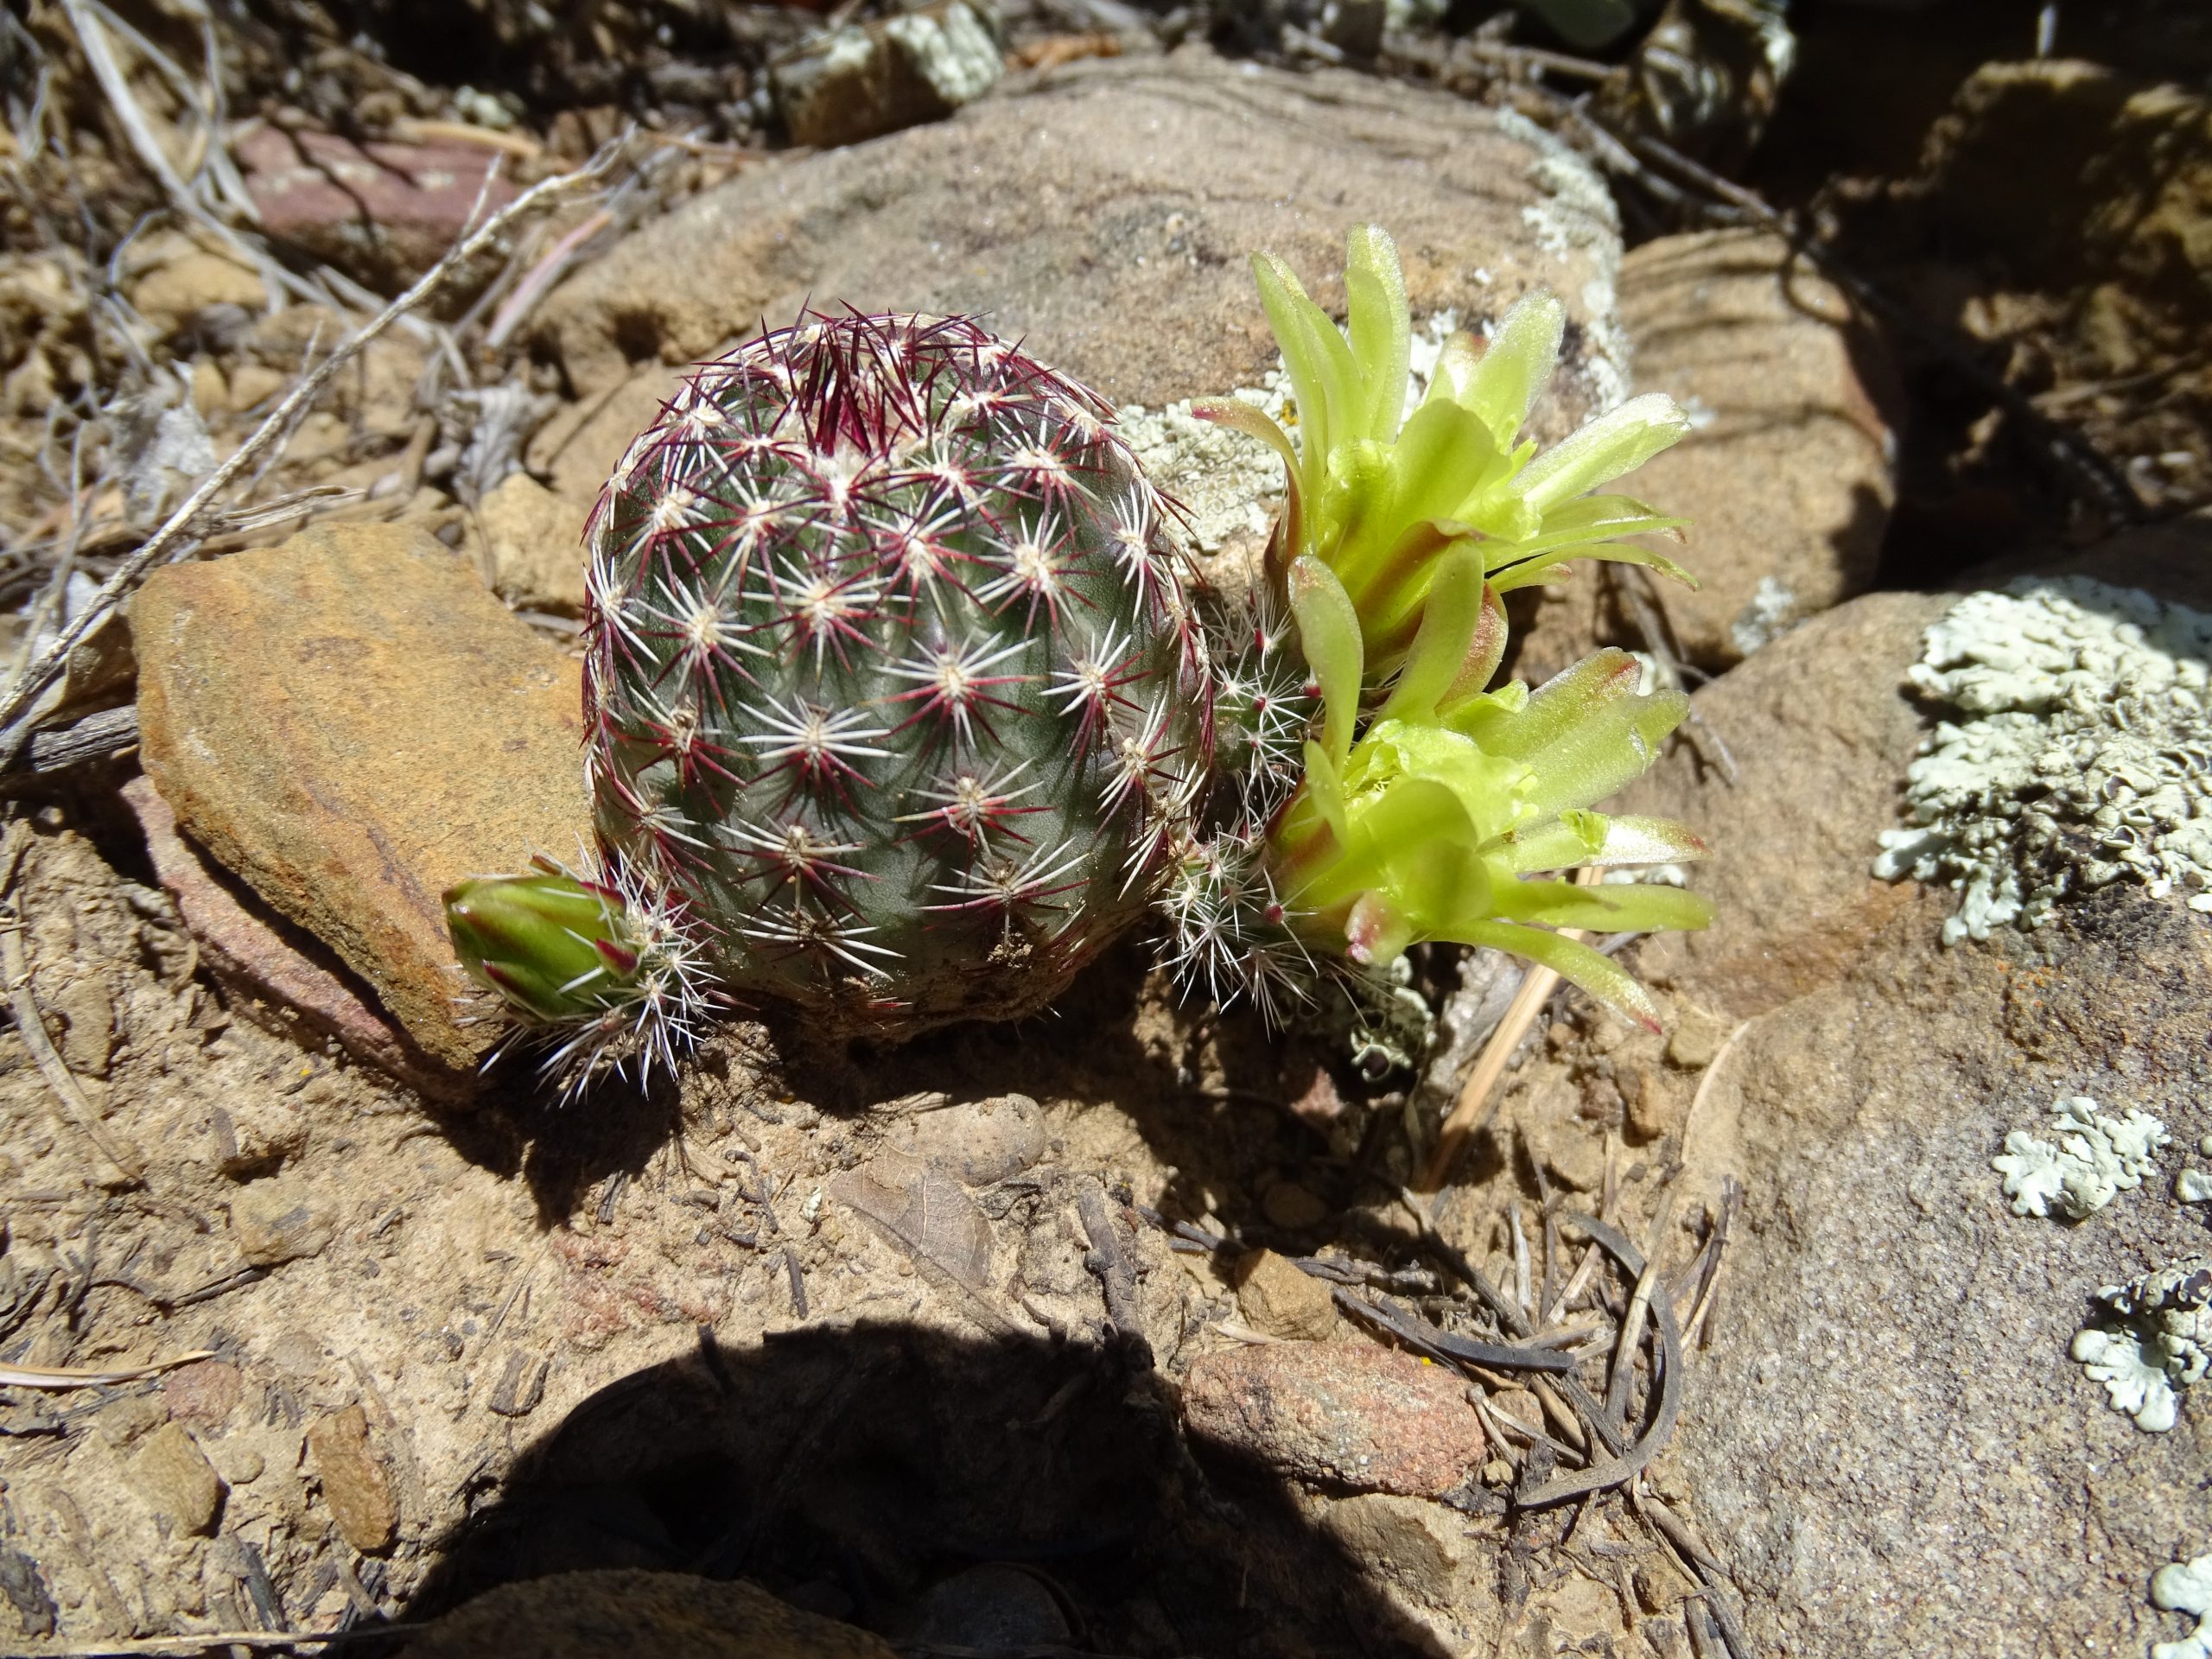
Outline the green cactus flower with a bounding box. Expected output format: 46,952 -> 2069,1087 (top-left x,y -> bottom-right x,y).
1173,226 -> 1713,1033
1273,548 -> 1710,1028
1199,225 -> 1694,679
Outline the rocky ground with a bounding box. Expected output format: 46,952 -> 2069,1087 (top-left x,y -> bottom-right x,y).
2,4 -> 2211,1658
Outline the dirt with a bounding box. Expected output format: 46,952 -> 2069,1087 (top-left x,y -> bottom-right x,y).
0,785 -> 1726,1654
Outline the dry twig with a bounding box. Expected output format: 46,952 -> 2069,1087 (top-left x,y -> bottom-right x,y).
1417,868 -> 1605,1192
0,137 -> 630,743
1,821 -> 143,1183
0,1349 -> 215,1389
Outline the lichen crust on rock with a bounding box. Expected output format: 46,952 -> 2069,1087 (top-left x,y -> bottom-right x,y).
2153,1553 -> 2212,1659
582,310 -> 1212,1037
1874,575 -> 2212,942
2073,1255 -> 2212,1433
1992,1094 -> 2170,1220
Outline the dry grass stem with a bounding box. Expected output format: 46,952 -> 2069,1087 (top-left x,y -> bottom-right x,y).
2,822 -> 143,1183
0,136 -> 630,741
1418,868 -> 1610,1192
1681,1019 -> 1752,1146
0,1349 -> 216,1389
1606,1188 -> 1675,1424
35,1628 -> 428,1656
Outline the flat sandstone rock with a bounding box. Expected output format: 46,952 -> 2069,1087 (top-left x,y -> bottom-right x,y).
1513,226 -> 1900,683
528,51 -> 1631,508
133,523 -> 588,1077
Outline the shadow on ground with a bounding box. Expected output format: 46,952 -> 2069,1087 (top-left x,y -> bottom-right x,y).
394,1319 -> 1459,1657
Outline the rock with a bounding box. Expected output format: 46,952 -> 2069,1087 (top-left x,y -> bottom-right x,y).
1608,526 -> 2212,1655
1618,591 -> 1952,1018
532,52 -> 1629,424
132,1422 -> 223,1536
476,472 -> 588,613
133,523 -> 590,1077
205,1087 -> 312,1180
122,231 -> 267,336
527,372 -> 673,513
229,1176 -> 334,1266
1512,227 -> 1898,683
1624,514 -> 2212,1019
306,1406 -> 399,1554
402,1569 -> 898,1658
1261,1180 -> 1330,1230
48,976 -> 114,1076
1318,1493 -> 1471,1607
770,1 -> 1004,150
208,1443 -> 264,1487
1873,61 -> 2212,514
161,1359 -> 244,1431
1663,1006 -> 1729,1071
0,1547 -> 55,1638
1233,1249 -> 1338,1340
95,1395 -> 166,1447
906,1563 -> 1071,1647
881,1093 -> 1046,1185
120,776 -> 458,1098
1181,1342 -> 1484,1496
234,125 -> 518,290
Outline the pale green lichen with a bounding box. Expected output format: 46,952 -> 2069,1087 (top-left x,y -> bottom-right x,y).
1730,575 -> 1799,657
2072,1257 -> 2212,1433
2152,1554 -> 2212,1659
1993,1095 -> 2171,1219
1872,577 -> 2212,944
2179,1137 -> 2212,1205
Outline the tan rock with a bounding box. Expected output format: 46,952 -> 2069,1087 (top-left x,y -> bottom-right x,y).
161,1359 -> 244,1431
306,1405 -> 398,1554
229,1176 -> 334,1267
881,1093 -> 1047,1186
133,1422 -> 223,1535
1318,1493 -> 1472,1606
133,523 -> 590,1075
125,232 -> 268,333
122,776 -> 461,1099
476,472 -> 588,613
404,1569 -> 897,1658
770,0 -> 1004,150
208,1443 -> 265,1487
226,361 -> 288,413
533,52 -> 1628,427
189,356 -> 227,418
1233,1249 -> 1338,1340
96,1395 -> 167,1447
529,371 -> 671,512
1181,1342 -> 1484,1496
1663,1006 -> 1729,1071
49,976 -> 114,1076
1261,1180 -> 1329,1230
1512,226 -> 1898,683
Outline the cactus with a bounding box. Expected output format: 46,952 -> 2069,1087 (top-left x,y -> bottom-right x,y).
449,310 -> 1212,1088
448,232 -> 1716,1094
